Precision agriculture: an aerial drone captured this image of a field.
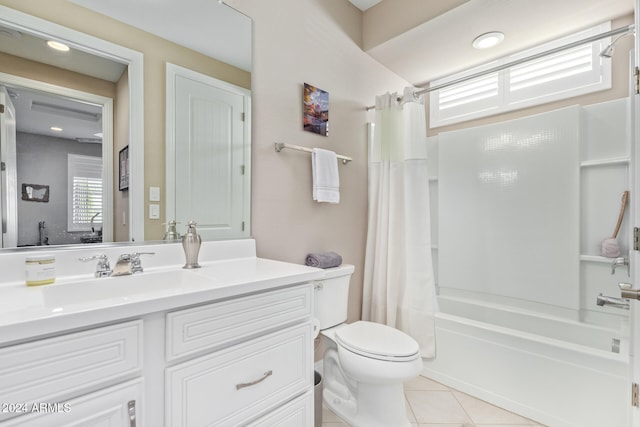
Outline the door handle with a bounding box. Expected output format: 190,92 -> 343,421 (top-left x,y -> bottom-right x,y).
619,282 -> 640,300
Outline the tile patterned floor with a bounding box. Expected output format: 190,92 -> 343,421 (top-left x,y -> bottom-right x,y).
321,375 -> 548,427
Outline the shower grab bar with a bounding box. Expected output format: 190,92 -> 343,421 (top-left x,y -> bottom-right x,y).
274,142 -> 352,164
596,294 -> 630,310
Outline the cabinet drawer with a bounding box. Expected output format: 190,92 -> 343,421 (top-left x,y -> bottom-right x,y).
166,284 -> 312,361
165,322 -> 313,427
0,320 -> 142,421
246,390 -> 313,427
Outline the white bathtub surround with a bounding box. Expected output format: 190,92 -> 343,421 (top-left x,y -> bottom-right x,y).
428,98 -> 630,427
423,309 -> 627,427
363,87 -> 438,358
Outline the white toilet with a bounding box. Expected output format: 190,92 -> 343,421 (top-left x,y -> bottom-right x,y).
314,264 -> 423,427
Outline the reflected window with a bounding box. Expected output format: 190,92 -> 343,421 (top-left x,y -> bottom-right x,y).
68,154 -> 102,231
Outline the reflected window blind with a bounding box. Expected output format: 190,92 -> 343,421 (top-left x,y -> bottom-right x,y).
68,154 -> 102,231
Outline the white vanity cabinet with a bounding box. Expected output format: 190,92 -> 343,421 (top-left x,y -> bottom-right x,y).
0,321 -> 143,426
0,240 -> 322,427
164,285 -> 314,426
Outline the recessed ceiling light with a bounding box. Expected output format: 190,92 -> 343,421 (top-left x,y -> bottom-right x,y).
472,32 -> 504,49
50,126 -> 63,132
47,40 -> 70,52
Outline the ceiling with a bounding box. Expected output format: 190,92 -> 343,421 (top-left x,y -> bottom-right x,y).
354,0 -> 634,86
349,0 -> 383,11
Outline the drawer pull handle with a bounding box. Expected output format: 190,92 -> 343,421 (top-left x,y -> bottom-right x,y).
236,370 -> 273,390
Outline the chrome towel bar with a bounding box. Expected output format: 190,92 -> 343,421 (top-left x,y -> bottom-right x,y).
274,142 -> 352,164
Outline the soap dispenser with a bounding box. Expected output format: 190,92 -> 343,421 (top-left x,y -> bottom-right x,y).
163,220 -> 181,241
182,221 -> 201,269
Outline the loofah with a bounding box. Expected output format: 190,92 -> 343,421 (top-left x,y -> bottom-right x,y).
601,238 -> 621,258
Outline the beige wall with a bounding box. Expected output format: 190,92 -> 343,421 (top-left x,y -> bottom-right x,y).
0,52 -> 116,99
229,0 -> 409,322
0,0 -> 250,241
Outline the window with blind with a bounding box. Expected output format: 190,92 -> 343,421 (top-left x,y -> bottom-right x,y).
68,154 -> 103,232
430,22 -> 612,127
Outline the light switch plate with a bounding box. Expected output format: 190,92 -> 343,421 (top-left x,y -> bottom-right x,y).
149,204 -> 160,219
149,186 -> 161,202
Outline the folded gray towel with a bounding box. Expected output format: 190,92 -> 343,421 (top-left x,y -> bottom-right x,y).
305,252 -> 342,268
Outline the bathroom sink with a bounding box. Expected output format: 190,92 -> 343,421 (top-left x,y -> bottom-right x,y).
41,269 -> 217,308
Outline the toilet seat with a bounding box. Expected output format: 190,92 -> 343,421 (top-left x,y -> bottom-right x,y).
335,321 -> 420,362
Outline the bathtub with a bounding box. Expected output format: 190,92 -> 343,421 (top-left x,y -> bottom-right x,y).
422,295 -> 629,427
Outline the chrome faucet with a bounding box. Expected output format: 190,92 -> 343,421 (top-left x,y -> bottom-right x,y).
37,221 -> 48,246
90,212 -> 101,233
79,254 -> 112,278
112,252 -> 155,276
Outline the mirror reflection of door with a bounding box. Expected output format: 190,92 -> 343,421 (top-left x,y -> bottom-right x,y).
166,64 -> 251,241
0,81 -> 113,247
0,86 -> 17,248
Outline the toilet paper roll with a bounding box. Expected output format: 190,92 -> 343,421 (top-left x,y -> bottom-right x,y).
312,318 -> 321,339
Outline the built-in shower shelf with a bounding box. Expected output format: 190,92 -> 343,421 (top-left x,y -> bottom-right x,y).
580,254 -> 619,264
580,157 -> 629,168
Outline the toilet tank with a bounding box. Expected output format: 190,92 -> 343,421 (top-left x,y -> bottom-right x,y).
313,264 -> 355,330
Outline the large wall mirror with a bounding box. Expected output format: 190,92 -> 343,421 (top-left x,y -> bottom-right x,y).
0,0 -> 251,251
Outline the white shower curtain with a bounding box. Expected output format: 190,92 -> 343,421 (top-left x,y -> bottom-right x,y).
362,87 -> 438,358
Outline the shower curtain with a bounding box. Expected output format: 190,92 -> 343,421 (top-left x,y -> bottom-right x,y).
362,88 -> 437,358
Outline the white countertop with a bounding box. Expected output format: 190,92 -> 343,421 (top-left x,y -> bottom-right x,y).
0,240 -> 324,345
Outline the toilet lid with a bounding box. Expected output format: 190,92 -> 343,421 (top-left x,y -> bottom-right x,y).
335,321 -> 420,361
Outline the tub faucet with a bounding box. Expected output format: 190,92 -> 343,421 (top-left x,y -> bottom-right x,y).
596,293 -> 629,310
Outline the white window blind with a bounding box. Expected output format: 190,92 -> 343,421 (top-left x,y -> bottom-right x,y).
430,22 -> 612,127
68,154 -> 103,231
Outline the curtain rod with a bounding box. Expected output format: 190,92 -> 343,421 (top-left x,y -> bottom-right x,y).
365,24 -> 635,111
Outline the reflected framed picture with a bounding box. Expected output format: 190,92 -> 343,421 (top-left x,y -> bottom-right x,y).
119,145 -> 129,191
303,83 -> 329,136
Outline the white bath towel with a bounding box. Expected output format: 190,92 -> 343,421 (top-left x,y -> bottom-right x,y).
312,148 -> 340,203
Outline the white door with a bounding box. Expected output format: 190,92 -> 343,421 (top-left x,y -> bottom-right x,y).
0,86 -> 17,248
166,64 -> 250,240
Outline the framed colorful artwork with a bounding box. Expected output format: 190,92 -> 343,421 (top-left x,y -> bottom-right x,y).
303,83 -> 329,136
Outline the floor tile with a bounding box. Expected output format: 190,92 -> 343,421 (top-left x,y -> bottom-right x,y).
452,391 -> 531,425
404,375 -> 450,391
405,390 -> 472,424
405,397 -> 417,423
322,405 -> 346,424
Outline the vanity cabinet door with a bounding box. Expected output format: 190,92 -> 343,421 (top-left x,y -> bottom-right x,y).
0,379 -> 143,427
165,322 -> 313,427
0,320 -> 142,423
